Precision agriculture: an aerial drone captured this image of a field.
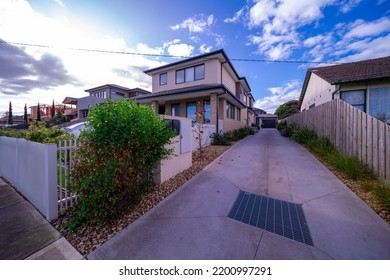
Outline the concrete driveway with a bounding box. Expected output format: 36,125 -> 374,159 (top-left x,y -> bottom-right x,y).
88,129 -> 390,260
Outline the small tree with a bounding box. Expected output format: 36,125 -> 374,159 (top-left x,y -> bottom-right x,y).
37,103 -> 41,121
193,109 -> 207,158
8,101 -> 13,125
51,100 -> 55,118
69,99 -> 176,227
275,100 -> 299,120
24,104 -> 28,123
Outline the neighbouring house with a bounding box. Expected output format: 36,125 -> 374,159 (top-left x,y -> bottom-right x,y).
252,108 -> 277,128
135,49 -> 254,133
62,97 -> 78,120
29,104 -> 66,121
299,56 -> 390,124
77,84 -> 151,118
259,114 -> 278,128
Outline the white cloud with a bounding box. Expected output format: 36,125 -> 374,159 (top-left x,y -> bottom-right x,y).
244,0 -> 336,60
135,43 -> 163,55
254,80 -> 301,114
339,34 -> 390,62
345,17 -> 390,38
0,0 -> 163,115
340,0 -> 362,13
166,43 -> 194,57
199,44 -> 212,53
224,8 -> 245,23
171,14 -> 214,33
303,35 -> 325,47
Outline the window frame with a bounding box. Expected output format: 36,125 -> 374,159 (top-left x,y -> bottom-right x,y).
159,72 -> 168,86
203,100 -> 211,124
186,102 -> 197,125
340,90 -> 366,112
226,102 -> 235,119
175,64 -> 205,84
171,103 -> 181,117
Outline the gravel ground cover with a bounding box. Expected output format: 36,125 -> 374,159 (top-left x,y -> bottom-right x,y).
52,145 -> 231,255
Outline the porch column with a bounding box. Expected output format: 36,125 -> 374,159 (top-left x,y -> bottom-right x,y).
210,93 -> 217,125
151,100 -> 159,114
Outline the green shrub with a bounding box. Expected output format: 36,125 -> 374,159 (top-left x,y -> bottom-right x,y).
290,125 -> 317,143
69,99 -> 175,227
210,132 -> 231,146
0,121 -> 73,143
276,121 -> 287,131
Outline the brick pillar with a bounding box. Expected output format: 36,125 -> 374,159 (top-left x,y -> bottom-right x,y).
151,100 -> 159,114
210,93 -> 217,125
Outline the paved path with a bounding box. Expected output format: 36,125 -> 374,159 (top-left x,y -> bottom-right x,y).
88,129 -> 390,260
0,178 -> 83,260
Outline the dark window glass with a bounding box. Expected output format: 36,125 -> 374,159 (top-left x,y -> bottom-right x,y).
176,69 -> 185,84
369,87 -> 390,124
186,102 -> 197,125
160,73 -> 167,85
203,100 -> 210,124
171,103 -> 181,116
340,90 -> 365,112
185,67 -> 194,82
195,64 -> 205,80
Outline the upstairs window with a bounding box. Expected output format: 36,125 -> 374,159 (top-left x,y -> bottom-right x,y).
194,64 -> 205,80
176,64 -> 205,84
160,73 -> 167,85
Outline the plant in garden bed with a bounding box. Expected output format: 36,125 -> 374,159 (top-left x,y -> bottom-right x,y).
68,99 -> 176,230
193,109 -> 209,158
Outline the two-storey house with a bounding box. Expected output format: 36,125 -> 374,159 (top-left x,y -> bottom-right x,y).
77,84 -> 150,119
136,49 -> 252,133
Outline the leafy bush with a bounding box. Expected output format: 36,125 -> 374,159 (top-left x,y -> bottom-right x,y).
290,125 -> 317,143
69,99 -> 175,227
210,132 -> 231,146
0,121 -> 73,143
211,126 -> 252,145
276,121 -> 287,131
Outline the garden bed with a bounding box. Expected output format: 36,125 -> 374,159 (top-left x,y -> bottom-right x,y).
52,145 -> 231,256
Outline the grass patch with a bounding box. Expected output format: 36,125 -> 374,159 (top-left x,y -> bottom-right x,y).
285,124 -> 390,219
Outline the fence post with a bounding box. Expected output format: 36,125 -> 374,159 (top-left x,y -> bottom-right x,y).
44,143 -> 58,221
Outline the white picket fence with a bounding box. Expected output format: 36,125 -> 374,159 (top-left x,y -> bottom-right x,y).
57,139 -> 78,213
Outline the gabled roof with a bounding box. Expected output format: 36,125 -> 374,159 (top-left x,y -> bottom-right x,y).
299,56 -> 390,108
308,56 -> 390,85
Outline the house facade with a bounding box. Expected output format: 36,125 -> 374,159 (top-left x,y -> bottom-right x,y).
299,56 -> 390,124
77,84 -> 150,118
136,49 -> 253,133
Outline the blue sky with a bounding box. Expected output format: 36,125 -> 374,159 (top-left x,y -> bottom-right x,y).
0,0 -> 389,115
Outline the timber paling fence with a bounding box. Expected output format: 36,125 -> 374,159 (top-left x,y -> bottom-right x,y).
286,99 -> 390,183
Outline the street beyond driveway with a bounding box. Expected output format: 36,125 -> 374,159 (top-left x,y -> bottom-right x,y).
88,129 -> 390,260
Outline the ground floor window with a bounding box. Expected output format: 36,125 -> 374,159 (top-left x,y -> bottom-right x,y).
226,102 -> 235,119
237,108 -> 241,121
171,103 -> 181,116
369,86 -> 390,124
186,102 -> 197,125
340,90 -> 365,112
203,100 -> 210,124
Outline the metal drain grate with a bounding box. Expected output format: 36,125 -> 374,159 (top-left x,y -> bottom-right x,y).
228,191 -> 313,246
